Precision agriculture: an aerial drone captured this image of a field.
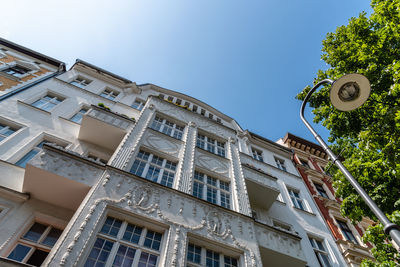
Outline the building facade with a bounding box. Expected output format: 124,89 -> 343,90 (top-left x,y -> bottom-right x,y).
278,133 -> 374,266
0,39 -> 348,266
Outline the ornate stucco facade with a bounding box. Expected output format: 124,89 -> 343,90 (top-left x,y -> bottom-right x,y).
0,39 -> 348,266
278,133 -> 374,266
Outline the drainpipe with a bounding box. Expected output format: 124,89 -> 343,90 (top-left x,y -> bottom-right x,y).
0,63 -> 66,102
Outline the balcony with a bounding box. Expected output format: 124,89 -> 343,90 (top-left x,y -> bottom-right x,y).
0,160 -> 25,192
336,240 -> 374,266
240,156 -> 280,211
78,105 -> 134,151
255,222 -> 306,266
22,144 -> 105,210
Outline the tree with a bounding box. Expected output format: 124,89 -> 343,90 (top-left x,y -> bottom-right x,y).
296,1 -> 400,265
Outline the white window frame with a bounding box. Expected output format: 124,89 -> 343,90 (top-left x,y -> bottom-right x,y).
196,133 -> 226,157
30,93 -> 65,112
69,76 -> 92,88
0,122 -> 19,142
7,221 -> 63,265
69,107 -> 89,124
84,216 -> 164,267
308,236 -> 333,267
100,88 -> 120,100
251,147 -> 263,162
186,242 -> 238,267
274,157 -> 287,171
192,171 -> 231,209
129,150 -> 177,188
150,115 -> 184,140
131,99 -> 145,111
287,187 -> 307,211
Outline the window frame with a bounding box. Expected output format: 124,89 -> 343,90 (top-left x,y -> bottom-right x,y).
30,93 -> 65,112
192,170 -> 231,209
336,220 -> 359,244
274,157 -> 287,171
314,183 -> 329,199
69,107 -> 89,124
84,215 -> 165,267
69,76 -> 92,88
150,115 -> 185,140
0,121 -> 20,142
129,150 -> 177,188
7,221 -> 63,266
196,133 -> 226,157
251,147 -> 263,162
186,241 -> 239,267
308,236 -> 333,267
100,88 -> 120,101
131,99 -> 146,111
287,187 -> 307,211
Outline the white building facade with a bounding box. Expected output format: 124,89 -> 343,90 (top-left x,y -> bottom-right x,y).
0,40 -> 348,266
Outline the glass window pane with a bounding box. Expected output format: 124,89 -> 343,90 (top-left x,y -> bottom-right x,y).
7,244 -> 31,262
23,222 -> 47,242
41,227 -> 62,247
26,249 -> 49,266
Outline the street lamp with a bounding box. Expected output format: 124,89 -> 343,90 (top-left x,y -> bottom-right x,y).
300,73 -> 400,247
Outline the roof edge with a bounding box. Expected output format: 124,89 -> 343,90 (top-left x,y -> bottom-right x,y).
0,37 -> 65,70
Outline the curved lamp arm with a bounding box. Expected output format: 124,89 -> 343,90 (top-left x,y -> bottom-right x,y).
300,79 -> 400,248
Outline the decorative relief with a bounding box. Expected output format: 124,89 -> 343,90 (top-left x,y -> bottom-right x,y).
145,134 -> 180,156
188,121 -> 197,127
206,211 -> 230,239
54,167 -> 301,267
197,154 -> 229,175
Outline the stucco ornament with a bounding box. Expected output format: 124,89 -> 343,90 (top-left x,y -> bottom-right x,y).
188,121 -> 197,127
207,211 -> 229,239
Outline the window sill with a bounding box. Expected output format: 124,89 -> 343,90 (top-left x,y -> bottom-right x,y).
293,206 -> 316,216
17,100 -> 51,115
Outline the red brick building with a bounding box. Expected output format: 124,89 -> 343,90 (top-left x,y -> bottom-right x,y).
278,133 -> 374,266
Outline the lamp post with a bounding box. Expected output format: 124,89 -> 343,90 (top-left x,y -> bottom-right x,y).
300,73 -> 400,247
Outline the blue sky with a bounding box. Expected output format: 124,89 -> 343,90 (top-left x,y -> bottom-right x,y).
1,0 -> 372,143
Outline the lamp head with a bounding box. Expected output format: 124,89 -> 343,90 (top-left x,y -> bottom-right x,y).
330,73 -> 371,111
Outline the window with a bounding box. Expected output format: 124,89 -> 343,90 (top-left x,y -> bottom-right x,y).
192,171 -> 231,209
337,220 -> 358,244
176,99 -> 182,105
2,65 -> 31,78
16,141 -> 46,168
300,159 -> 310,168
288,188 -> 306,211
251,148 -> 263,162
100,88 -> 119,100
7,222 -> 62,266
196,134 -> 225,157
192,105 -> 198,112
158,94 -> 165,99
131,99 -> 145,111
31,94 -> 64,112
70,76 -> 91,88
274,157 -> 286,171
208,113 -> 213,119
0,122 -> 17,142
167,96 -> 174,102
70,108 -> 88,124
130,150 -> 177,188
150,116 -> 184,140
85,216 -> 163,267
309,237 -> 332,267
16,140 -> 67,168
314,183 -> 329,198
186,243 -> 238,267
216,118 -> 222,124
200,109 -> 205,116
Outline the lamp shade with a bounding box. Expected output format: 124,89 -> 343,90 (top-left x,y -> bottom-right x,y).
330,73 -> 371,111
